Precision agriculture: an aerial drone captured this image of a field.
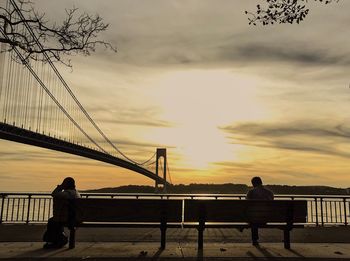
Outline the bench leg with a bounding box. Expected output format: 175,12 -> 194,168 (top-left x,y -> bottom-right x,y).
160,227 -> 166,249
69,228 -> 76,249
283,229 -> 290,249
198,227 -> 204,250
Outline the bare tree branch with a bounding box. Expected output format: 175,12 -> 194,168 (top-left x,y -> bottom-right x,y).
0,0 -> 116,67
246,0 -> 339,26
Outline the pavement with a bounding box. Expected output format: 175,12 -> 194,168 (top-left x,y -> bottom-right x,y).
1,242 -> 350,260
1,225 -> 350,243
1,225 -> 350,260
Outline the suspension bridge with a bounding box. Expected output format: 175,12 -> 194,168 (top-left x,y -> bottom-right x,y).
0,0 -> 171,189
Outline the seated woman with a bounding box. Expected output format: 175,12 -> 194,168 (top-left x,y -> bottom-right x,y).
43,177 -> 80,249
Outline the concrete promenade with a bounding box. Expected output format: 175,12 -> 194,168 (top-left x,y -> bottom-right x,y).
0,225 -> 350,260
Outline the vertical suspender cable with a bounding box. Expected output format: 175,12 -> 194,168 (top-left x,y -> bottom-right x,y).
0,43 -> 5,116
4,0 -> 162,172
4,50 -> 13,123
24,62 -> 30,128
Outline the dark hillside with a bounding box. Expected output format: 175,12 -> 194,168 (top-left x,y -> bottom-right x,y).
85,183 -> 350,195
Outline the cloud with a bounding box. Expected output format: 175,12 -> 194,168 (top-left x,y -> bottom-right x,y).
32,0 -> 350,70
221,43 -> 350,67
104,138 -> 172,149
214,161 -> 320,180
221,121 -> 350,159
98,118 -> 172,128
223,122 -> 350,139
99,34 -> 350,71
0,147 -> 110,167
85,105 -> 173,128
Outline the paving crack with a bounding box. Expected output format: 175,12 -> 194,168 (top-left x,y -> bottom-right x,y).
178,241 -> 185,258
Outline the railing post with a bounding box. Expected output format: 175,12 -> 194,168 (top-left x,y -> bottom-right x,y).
314,197 -> 319,226
160,211 -> 167,250
344,198 -> 348,226
0,194 -> 5,224
197,204 -> 206,250
26,195 -> 31,224
320,197 -> 324,226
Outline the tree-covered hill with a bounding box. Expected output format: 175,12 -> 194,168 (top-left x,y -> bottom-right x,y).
85,183 -> 350,195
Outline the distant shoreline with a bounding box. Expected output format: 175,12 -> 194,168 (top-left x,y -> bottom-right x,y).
84,183 -> 350,195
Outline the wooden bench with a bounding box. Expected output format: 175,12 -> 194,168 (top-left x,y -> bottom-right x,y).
53,198 -> 183,249
54,198 -> 307,250
183,199 -> 307,249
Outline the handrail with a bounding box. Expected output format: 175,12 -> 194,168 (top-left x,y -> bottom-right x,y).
1,192 -> 350,198
0,192 -> 349,225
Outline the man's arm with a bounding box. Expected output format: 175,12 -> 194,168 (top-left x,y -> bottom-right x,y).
51,185 -> 62,197
51,185 -> 68,198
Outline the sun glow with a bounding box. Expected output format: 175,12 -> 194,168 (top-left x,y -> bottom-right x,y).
145,69 -> 269,169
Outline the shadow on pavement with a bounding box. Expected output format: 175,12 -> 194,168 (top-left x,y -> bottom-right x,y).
255,245 -> 274,258
151,248 -> 164,260
13,246 -> 68,259
288,248 -> 305,258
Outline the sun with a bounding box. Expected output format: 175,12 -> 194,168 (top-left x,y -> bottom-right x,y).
144,68 -> 269,170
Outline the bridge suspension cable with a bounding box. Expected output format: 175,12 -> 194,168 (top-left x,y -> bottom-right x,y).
0,0 -> 171,184
7,0 -> 158,167
0,27 -> 109,154
166,159 -> 172,184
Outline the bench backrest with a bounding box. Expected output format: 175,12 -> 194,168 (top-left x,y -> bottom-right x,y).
53,198 -> 183,223
184,200 -> 307,223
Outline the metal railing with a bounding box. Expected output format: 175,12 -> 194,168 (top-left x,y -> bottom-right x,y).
0,192 -> 349,225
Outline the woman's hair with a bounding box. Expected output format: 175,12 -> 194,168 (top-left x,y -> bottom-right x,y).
62,177 -> 76,190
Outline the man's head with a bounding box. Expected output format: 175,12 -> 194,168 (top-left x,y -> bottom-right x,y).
61,177 -> 75,190
251,176 -> 263,187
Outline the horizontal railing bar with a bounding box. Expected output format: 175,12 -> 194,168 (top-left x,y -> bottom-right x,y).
0,192 -> 349,226
1,192 -> 350,199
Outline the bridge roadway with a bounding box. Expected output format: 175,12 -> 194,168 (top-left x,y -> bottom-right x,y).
0,122 -> 170,186
0,225 -> 350,260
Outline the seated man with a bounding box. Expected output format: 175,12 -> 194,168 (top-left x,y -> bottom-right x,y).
43,177 -> 80,249
246,177 -> 274,245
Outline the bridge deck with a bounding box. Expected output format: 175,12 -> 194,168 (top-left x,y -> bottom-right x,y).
0,122 -> 169,185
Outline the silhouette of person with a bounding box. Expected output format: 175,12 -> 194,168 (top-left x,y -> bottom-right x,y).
43,177 -> 80,249
246,177 -> 274,245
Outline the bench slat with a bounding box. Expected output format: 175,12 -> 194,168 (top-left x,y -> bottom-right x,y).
184,200 -> 307,223
77,199 -> 182,222
54,199 -> 183,223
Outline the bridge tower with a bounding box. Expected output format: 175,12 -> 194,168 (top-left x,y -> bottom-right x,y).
155,148 -> 167,192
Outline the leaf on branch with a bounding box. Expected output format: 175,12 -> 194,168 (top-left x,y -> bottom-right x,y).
0,0 -> 116,67
245,0 -> 339,26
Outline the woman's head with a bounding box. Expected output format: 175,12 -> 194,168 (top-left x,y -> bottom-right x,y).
62,177 -> 75,190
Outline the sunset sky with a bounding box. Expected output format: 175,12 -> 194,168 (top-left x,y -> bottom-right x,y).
1,0 -> 350,191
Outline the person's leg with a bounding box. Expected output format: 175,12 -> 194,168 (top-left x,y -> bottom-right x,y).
54,222 -> 68,247
59,223 -> 68,247
43,218 -> 55,242
43,218 -> 67,248
43,218 -> 57,248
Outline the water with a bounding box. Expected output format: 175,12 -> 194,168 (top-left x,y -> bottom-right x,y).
1,194 -> 349,225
